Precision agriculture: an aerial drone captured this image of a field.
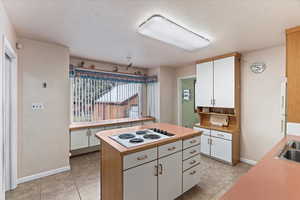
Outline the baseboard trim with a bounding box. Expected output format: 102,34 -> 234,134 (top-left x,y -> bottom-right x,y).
17,166 -> 70,184
240,158 -> 257,165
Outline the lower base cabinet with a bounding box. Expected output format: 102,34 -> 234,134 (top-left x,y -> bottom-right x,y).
211,137 -> 232,163
122,137 -> 201,200
183,164 -> 201,193
123,160 -> 157,200
158,151 -> 182,200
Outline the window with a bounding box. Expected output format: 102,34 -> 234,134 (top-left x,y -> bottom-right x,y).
70,66 -> 158,123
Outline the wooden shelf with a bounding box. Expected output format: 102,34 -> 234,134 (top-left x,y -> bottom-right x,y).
198,112 -> 236,117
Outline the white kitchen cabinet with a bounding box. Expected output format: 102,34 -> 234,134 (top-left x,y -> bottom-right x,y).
213,56 -> 235,108
200,134 -> 210,156
123,160 -> 157,200
90,128 -> 102,147
183,164 -> 201,193
70,129 -> 89,150
210,136 -> 232,163
196,61 -> 214,107
195,56 -> 236,108
158,151 -> 182,200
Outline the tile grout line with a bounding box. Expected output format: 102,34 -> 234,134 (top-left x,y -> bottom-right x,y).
70,170 -> 83,200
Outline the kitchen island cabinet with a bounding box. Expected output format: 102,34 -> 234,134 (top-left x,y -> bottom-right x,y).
96,123 -> 202,200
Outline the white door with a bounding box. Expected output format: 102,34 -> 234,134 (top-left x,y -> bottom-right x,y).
213,56 -> 235,108
200,135 -> 210,156
210,137 -> 232,163
196,61 -> 214,107
158,151 -> 182,200
123,160 -> 157,200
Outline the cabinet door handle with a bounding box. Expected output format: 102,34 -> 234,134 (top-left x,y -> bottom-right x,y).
207,139 -> 210,144
154,165 -> 158,176
158,164 -> 163,175
168,146 -> 176,151
190,150 -> 197,154
189,160 -> 197,165
189,170 -> 196,175
190,139 -> 197,144
137,155 -> 148,161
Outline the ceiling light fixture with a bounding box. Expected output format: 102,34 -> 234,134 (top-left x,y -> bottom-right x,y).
138,15 -> 210,51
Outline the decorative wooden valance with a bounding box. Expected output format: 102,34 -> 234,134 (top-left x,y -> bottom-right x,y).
69,65 -> 157,83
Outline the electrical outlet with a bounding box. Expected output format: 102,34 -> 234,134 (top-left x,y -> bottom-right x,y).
32,103 -> 44,111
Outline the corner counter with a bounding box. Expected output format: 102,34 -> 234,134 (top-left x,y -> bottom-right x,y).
221,135 -> 300,200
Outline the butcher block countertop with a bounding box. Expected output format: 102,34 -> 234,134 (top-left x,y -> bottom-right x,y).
69,116 -> 155,131
96,123 -> 202,155
221,135 -> 300,200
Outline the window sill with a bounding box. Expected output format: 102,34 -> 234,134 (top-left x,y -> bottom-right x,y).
69,116 -> 155,131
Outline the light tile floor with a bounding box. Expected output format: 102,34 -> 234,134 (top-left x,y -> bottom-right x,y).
6,152 -> 251,200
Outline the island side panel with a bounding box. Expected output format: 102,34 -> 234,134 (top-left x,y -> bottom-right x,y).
101,140 -> 123,200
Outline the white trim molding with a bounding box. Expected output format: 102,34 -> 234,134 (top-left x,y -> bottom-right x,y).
17,166 -> 71,184
177,75 -> 196,126
287,122 -> 300,136
240,157 -> 257,165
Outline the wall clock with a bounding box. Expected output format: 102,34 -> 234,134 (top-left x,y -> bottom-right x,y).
250,63 -> 266,74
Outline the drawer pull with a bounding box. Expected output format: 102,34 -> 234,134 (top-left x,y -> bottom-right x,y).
168,146 -> 176,151
137,155 -> 148,161
158,164 -> 163,175
190,150 -> 197,154
189,160 -> 197,165
189,170 -> 196,175
190,140 -> 197,144
154,165 -> 158,176
217,134 -> 225,138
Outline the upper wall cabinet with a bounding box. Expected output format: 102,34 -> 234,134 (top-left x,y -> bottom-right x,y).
214,56 -> 235,108
286,27 -> 300,123
196,61 -> 214,107
196,54 -> 240,109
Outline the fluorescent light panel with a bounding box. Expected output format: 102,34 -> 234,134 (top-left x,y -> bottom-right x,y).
138,15 -> 210,51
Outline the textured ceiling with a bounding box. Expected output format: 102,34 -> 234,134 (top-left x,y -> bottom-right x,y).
3,0 -> 300,68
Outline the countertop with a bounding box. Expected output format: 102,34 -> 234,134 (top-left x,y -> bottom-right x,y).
221,135 -> 300,200
69,116 -> 155,131
96,123 -> 201,155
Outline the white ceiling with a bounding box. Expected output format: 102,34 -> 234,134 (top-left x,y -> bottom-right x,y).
3,0 -> 300,68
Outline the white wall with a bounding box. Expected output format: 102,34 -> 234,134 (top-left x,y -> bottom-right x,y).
18,38 -> 70,178
241,46 -> 285,161
173,46 -> 285,162
0,0 -> 17,197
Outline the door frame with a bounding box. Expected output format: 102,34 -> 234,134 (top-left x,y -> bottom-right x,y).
2,35 -> 18,192
177,75 -> 196,126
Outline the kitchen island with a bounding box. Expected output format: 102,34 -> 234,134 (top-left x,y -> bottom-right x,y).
96,123 -> 202,200
221,135 -> 300,200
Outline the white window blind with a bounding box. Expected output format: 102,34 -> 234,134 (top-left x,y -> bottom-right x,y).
71,77 -> 146,123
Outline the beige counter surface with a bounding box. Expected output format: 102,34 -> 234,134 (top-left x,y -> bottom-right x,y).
221,135 -> 300,200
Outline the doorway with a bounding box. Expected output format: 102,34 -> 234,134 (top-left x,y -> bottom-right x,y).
177,76 -> 198,128
1,37 -> 18,199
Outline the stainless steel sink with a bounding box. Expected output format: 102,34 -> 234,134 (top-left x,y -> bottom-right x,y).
278,140 -> 300,163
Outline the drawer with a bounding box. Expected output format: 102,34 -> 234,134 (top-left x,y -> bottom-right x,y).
183,154 -> 201,171
158,140 -> 182,158
183,136 -> 201,149
123,147 -> 157,170
193,127 -> 210,136
183,164 -> 201,193
211,130 -> 232,140
183,145 -> 200,160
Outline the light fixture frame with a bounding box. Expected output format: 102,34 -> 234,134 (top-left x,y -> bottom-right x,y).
138,14 -> 210,50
